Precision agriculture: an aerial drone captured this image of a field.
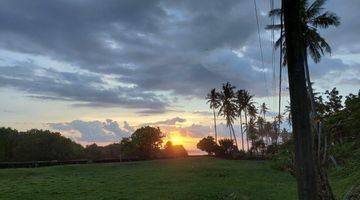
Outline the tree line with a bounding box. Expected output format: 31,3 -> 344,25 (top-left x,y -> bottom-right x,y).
0,126 -> 187,162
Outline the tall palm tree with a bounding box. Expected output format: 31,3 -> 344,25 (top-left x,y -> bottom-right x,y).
206,88 -> 221,143
256,116 -> 266,142
248,104 -> 258,149
260,102 -> 269,120
268,4 -> 340,198
242,90 -> 254,151
273,114 -> 283,144
218,82 -> 238,147
236,89 -> 246,150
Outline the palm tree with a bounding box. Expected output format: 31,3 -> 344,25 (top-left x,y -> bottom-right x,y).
236,89 -> 246,150
218,82 -> 238,147
242,90 -> 254,151
260,102 -> 269,120
256,116 -> 266,142
269,4 -> 339,197
206,88 -> 221,143
248,104 -> 258,149
273,114 -> 283,145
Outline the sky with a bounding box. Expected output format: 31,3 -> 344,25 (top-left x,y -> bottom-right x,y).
0,0 -> 359,154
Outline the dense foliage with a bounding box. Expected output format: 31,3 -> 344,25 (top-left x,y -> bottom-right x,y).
0,128 -> 84,162
270,89 -> 360,198
0,126 -> 187,162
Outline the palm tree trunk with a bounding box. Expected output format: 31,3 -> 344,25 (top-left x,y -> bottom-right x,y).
240,112 -> 244,151
213,108 -> 218,143
283,0 -> 318,198
244,110 -> 249,151
231,124 -> 238,148
305,41 -> 335,200
304,49 -> 321,158
228,125 -> 232,140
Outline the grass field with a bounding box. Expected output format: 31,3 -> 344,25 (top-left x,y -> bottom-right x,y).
0,157 -> 298,200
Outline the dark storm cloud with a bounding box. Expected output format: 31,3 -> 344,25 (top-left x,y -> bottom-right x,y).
0,0 -> 358,110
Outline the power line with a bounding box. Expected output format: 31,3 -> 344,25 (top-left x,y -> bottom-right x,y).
253,0 -> 270,98
278,0 -> 284,131
270,0 -> 277,113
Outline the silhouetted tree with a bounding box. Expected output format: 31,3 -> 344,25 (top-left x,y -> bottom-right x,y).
0,128 -> 84,162
162,141 -> 188,158
236,89 -> 246,150
130,126 -> 164,159
217,138 -> 237,158
260,102 -> 269,120
218,82 -> 238,147
206,88 -> 221,143
196,136 -> 217,155
242,90 -> 254,151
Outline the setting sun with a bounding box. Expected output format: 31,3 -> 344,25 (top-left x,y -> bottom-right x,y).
167,131 -> 185,145
170,136 -> 184,145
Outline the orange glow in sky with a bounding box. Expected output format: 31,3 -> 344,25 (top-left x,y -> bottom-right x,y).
166,131 -> 185,145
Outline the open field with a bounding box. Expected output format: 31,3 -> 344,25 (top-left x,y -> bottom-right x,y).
0,157 -> 296,200
0,157 -> 354,200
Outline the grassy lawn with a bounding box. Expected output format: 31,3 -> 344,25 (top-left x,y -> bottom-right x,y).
0,157 -> 298,200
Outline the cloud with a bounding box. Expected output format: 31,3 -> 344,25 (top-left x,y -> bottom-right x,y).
0,64 -> 168,113
144,117 -> 186,126
48,119 -> 133,143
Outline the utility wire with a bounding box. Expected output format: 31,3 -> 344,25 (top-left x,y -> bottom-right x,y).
253,0 -> 270,98
278,0 -> 284,130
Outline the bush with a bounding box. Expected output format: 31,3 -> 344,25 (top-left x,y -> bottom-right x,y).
269,141 -> 295,176
161,141 -> 188,158
197,136 -> 217,155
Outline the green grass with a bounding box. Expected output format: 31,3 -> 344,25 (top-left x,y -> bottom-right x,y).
0,157 -> 297,200
2,157 -> 358,200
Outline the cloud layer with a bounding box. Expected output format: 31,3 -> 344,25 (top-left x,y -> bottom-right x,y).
0,0 -> 359,113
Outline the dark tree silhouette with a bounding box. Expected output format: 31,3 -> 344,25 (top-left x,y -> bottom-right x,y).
218,82 -> 238,147
269,1 -> 340,199
206,88 -> 221,143
260,102 -> 269,120
236,89 -> 246,150
242,90 -> 254,151
282,0 -> 318,198
196,136 -> 217,155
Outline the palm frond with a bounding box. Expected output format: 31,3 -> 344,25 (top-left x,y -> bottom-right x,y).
269,8 -> 282,18
307,0 -> 327,18
274,35 -> 284,49
310,11 -> 340,28
265,24 -> 283,31
307,28 -> 332,61
308,40 -> 322,63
